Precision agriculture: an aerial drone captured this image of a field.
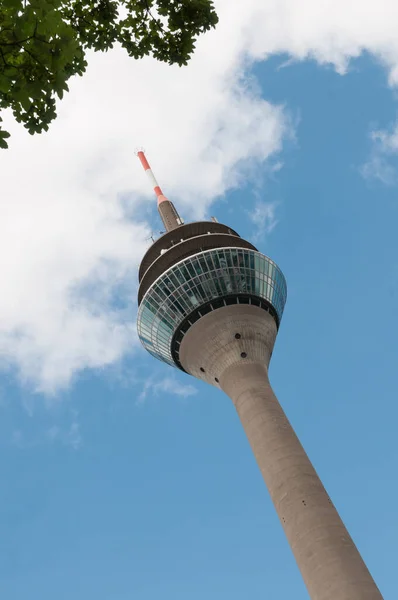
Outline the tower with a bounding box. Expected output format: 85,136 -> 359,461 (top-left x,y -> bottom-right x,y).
136,152 -> 382,600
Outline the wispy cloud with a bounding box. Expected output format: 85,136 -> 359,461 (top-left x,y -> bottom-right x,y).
46,425 -> 60,442
66,420 -> 82,451
11,429 -> 24,448
9,411 -> 82,450
248,201 -> 279,242
137,375 -> 197,405
362,121 -> 398,184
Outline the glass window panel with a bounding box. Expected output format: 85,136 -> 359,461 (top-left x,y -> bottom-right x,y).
172,267 -> 183,285
236,249 -> 244,264
186,262 -> 196,278
254,276 -> 261,296
269,263 -> 275,279
217,271 -> 228,295
168,272 -> 180,290
202,253 -> 214,272
217,249 -> 227,268
224,250 -> 233,268
179,265 -> 190,281
212,273 -> 223,295
230,249 -> 238,267
197,255 -> 207,273
190,279 -> 205,302
212,253 -> 220,269
254,254 -> 261,272
152,286 -> 166,302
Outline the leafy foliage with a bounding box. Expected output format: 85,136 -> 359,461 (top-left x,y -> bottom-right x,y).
0,0 -> 218,147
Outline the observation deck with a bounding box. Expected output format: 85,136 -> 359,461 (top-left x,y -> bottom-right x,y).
137,237 -> 287,370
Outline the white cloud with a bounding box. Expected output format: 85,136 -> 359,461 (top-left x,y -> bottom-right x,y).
3,0 -> 398,392
239,0 -> 398,84
137,376 -> 197,405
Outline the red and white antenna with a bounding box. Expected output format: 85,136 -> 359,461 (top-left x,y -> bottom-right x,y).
136,149 -> 184,233
136,149 -> 168,206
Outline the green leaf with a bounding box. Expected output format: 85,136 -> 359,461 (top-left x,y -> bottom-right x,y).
0,0 -> 218,147
0,75 -> 11,94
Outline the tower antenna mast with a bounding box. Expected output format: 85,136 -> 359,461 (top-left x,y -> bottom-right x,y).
136,150 -> 183,233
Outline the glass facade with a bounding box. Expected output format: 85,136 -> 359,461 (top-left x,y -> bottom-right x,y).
137,247 -> 287,367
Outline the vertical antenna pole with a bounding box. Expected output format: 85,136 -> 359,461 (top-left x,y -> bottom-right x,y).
136,150 -> 184,233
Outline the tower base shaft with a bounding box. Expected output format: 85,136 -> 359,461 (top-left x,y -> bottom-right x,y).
221,362 -> 382,600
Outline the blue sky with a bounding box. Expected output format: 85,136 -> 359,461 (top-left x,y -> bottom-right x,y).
1,5 -> 398,600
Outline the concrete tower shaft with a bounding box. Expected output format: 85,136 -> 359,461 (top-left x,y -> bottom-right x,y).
135,171 -> 382,600
178,304 -> 383,600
